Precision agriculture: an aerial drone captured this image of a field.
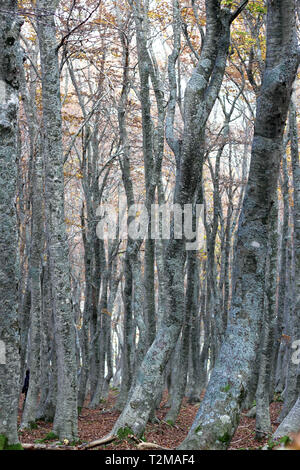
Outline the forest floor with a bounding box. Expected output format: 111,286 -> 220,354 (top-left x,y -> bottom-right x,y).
18,390 -> 283,450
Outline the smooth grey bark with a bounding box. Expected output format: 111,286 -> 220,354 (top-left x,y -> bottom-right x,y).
89,241 -> 119,409
255,198 -> 278,439
112,0 -> 248,437
19,284 -> 31,387
80,153 -> 104,406
180,0 -> 299,450
84,106 -> 111,407
36,260 -> 50,417
19,43 -> 44,429
274,397 -> 300,438
69,54 -> 112,408
187,281 -> 206,403
102,260 -> 119,400
66,61 -> 100,408
88,269 -> 109,409
77,208 -> 91,410
277,97 -> 300,421
37,346 -> 57,422
204,94 -> 242,362
114,18 -> 145,408
273,152 -> 290,394
36,261 -> 57,422
87,219 -> 106,408
20,137 -> 43,429
18,45 -> 39,382
0,0 -> 23,449
36,0 -> 78,440
215,95 -> 245,343
203,156 -> 221,368
127,0 -> 166,358
132,0 -> 166,353
165,250 -> 198,423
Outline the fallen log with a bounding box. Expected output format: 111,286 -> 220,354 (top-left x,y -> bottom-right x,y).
79,434 -> 116,450
22,436 -> 170,451
22,443 -> 72,450
137,442 -> 170,450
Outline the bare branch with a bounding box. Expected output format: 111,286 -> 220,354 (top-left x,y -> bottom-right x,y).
230,0 -> 249,24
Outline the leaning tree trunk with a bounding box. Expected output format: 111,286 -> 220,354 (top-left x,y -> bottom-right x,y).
36,0 -> 78,440
179,0 -> 299,450
0,0 -> 23,450
112,0 -> 249,438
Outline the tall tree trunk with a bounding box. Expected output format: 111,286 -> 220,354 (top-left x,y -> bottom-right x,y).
180,0 -> 299,450
165,250 -> 198,423
255,198 -> 278,439
36,260 -> 57,422
0,0 -> 23,450
36,0 -> 78,440
19,49 -> 44,427
20,138 -> 43,429
273,153 -> 290,393
276,95 -> 300,424
112,0 -> 249,437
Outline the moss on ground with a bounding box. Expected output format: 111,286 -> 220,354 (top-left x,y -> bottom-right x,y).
0,434 -> 23,450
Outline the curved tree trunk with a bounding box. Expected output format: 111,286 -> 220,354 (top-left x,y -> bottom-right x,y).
180,0 -> 299,450
112,0 -> 249,438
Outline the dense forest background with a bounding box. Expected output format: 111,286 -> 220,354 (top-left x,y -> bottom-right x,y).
0,0 -> 299,451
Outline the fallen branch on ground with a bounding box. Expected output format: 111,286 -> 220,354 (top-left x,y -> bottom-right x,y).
79,434 -> 116,449
22,443 -> 74,450
137,442 -> 171,450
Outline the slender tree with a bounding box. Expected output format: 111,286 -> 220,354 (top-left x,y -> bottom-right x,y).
0,0 -> 23,450
36,0 -> 78,440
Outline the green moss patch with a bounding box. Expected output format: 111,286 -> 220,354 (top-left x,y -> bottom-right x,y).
116,426 -> 134,441
0,435 -> 23,450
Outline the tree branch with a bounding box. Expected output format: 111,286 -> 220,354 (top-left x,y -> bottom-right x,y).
230,0 -> 249,24
56,0 -> 102,52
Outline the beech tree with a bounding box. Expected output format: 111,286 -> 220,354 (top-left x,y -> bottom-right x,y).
112,0 -> 250,437
0,0 -> 23,450
0,0 -> 298,452
180,0 -> 299,450
35,0 -> 78,440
